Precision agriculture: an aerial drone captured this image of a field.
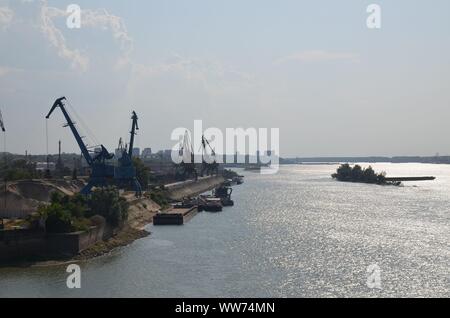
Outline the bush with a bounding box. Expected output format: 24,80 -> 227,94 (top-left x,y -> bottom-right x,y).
133,157 -> 150,191
0,159 -> 42,181
87,187 -> 129,227
39,188 -> 129,233
41,203 -> 73,233
39,202 -> 89,234
148,188 -> 169,209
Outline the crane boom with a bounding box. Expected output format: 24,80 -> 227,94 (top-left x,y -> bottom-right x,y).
46,97 -> 93,165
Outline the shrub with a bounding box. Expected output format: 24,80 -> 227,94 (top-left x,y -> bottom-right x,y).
87,187 -> 129,227
39,187 -> 129,233
148,188 -> 169,209
40,203 -> 75,234
0,159 -> 42,181
133,157 -> 150,191
39,193 -> 89,233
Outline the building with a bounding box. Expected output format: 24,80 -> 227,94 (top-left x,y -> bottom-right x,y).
115,148 -> 123,160
141,148 -> 152,158
36,162 -> 56,172
132,148 -> 141,158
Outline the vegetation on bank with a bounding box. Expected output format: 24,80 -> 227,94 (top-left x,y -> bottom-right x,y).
37,187 -> 129,234
0,159 -> 43,181
332,164 -> 398,185
133,157 -> 150,190
222,169 -> 239,179
147,187 -> 170,209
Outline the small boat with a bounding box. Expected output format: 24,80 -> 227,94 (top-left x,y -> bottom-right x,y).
233,176 -> 244,185
214,186 -> 234,207
198,196 -> 223,212
173,197 -> 197,209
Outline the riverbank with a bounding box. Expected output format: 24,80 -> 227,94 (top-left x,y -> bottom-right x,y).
70,176 -> 228,261
1,176 -> 228,267
0,195 -> 161,268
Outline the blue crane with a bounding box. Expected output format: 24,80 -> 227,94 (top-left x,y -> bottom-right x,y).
116,111 -> 142,196
46,97 -> 142,196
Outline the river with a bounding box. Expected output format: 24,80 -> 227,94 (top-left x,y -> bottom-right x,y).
0,163 -> 448,297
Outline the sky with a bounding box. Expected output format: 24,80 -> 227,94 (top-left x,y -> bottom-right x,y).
0,0 -> 449,157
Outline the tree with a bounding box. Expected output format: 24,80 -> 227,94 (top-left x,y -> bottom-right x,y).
42,203 -> 73,233
351,165 -> 363,181
0,159 -> 41,181
362,166 -> 378,183
133,157 -> 150,190
88,187 -> 129,227
39,193 -> 89,233
332,164 -> 392,185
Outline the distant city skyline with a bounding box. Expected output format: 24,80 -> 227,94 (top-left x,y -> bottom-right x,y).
1,0 -> 449,157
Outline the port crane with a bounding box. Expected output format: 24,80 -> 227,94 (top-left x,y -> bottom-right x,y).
46,97 -> 142,196
115,111 -> 142,193
175,130 -> 198,181
200,135 -> 219,177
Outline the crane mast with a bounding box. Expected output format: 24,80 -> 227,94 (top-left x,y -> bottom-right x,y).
128,111 -> 139,158
0,109 -> 5,132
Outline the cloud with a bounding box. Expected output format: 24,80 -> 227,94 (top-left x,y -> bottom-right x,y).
130,53 -> 253,97
0,66 -> 8,77
0,66 -> 23,77
275,50 -> 359,64
81,8 -> 134,68
0,6 -> 13,29
40,2 -> 134,71
40,4 -> 89,71
1,0 -> 134,72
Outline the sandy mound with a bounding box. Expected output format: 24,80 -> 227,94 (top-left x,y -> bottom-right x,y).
0,179 -> 85,217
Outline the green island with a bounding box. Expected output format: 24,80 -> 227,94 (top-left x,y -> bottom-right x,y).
332,164 -> 401,186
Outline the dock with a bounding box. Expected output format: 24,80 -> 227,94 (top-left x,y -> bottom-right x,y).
385,176 -> 436,182
165,176 -> 225,201
153,206 -> 198,226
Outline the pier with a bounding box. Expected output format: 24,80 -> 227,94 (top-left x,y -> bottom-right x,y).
385,176 -> 436,182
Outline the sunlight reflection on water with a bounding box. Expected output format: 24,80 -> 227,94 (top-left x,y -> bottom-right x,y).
0,164 -> 448,297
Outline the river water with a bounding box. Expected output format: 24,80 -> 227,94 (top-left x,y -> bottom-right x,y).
0,164 -> 448,298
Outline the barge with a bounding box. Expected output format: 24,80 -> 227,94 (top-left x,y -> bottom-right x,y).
198,196 -> 223,212
153,206 -> 198,225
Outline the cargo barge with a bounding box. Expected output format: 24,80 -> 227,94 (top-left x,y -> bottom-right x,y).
153,206 -> 198,225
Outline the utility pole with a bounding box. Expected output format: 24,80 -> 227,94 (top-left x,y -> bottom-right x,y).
56,140 -> 64,175
0,109 -> 6,229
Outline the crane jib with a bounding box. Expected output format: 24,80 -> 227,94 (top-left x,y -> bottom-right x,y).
46,97 -> 93,166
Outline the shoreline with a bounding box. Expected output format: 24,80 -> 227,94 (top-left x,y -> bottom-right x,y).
0,213 -> 158,269
1,176 -> 226,268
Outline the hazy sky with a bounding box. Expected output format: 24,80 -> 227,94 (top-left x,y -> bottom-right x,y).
0,0 -> 449,157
